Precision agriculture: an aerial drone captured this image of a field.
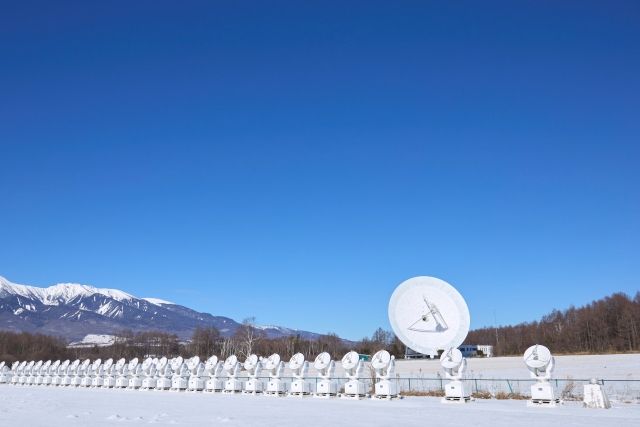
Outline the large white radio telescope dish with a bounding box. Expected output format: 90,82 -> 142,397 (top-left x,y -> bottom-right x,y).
524,344 -> 552,369
388,276 -> 470,355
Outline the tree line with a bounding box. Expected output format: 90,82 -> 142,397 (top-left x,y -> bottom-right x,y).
465,292 -> 640,355
1,292 -> 638,363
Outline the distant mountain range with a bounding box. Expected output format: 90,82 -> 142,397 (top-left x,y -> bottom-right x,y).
0,276 -> 322,342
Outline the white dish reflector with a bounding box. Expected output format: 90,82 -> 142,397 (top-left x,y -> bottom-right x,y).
388,276 -> 470,355
524,344 -> 552,369
341,351 -> 359,370
371,350 -> 391,370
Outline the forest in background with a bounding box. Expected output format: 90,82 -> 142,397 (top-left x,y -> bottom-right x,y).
1,291 -> 638,363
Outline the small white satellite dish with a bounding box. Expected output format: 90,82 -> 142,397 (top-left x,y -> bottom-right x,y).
60,360 -> 70,371
523,344 -> 559,406
42,360 -> 52,370
128,358 -> 139,370
33,360 -> 43,371
187,356 -> 201,373
440,348 -> 464,370
114,358 -> 126,372
141,358 -> 154,372
156,357 -> 168,371
0,361 -> 4,370
524,344 -> 552,369
264,354 -> 281,370
224,355 -> 238,371
80,359 -> 91,371
243,354 -> 258,371
103,358 -> 114,371
313,352 -> 331,371
388,276 -> 470,355
371,350 -> 391,370
91,359 -> 102,371
289,353 -> 305,371
341,351 -> 359,370
171,356 -> 184,371
50,360 -> 61,371
205,356 -> 218,371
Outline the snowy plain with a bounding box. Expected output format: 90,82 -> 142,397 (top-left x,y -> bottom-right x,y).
1,384 -> 639,427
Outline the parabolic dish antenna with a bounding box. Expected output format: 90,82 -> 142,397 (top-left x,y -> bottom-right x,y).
142,358 -> 153,371
205,356 -> 218,370
371,350 -> 391,370
128,358 -> 139,370
60,360 -> 70,370
524,344 -> 552,369
440,348 -> 464,369
51,360 -> 60,370
187,356 -> 200,372
341,351 -> 359,370
243,354 -> 258,370
103,359 -> 114,371
0,362 -> 4,370
80,359 -> 91,370
34,360 -> 43,371
171,356 -> 184,371
313,352 -> 331,370
115,358 -> 126,371
157,357 -> 168,371
223,355 -> 237,370
289,353 -> 305,370
264,354 -> 280,370
388,276 -> 470,355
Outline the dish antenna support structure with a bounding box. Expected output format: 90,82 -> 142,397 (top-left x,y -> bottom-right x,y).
62,360 -> 79,386
0,361 -> 12,384
440,348 -> 470,403
35,360 -> 52,385
82,359 -> 101,387
10,361 -> 25,385
340,351 -> 367,399
372,350 -> 398,399
523,344 -> 560,407
52,360 -> 70,386
155,357 -> 173,390
264,354 -> 286,396
139,357 -> 158,390
204,356 -> 225,393
186,356 -> 206,391
287,353 -> 310,397
313,352 -> 337,398
93,358 -> 113,388
170,356 -> 189,391
105,358 -> 125,388
127,358 -> 144,389
222,355 -> 243,394
115,358 -> 133,388
72,359 -> 91,387
242,354 -> 264,395
42,360 -> 60,386
27,360 -> 42,385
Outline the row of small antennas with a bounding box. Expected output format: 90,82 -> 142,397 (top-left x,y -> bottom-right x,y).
0,349 -> 395,380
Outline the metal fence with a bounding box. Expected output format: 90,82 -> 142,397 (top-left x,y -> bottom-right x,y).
235,376 -> 640,402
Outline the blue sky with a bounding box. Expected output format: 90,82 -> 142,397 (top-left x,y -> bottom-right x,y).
1,1 -> 638,340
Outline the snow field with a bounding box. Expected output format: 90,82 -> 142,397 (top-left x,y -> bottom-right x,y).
1,384 -> 638,427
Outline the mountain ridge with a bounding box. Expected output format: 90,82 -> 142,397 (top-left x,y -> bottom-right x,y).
0,276 -> 321,342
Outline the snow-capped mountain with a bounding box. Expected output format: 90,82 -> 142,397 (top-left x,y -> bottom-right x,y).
0,276 -> 320,342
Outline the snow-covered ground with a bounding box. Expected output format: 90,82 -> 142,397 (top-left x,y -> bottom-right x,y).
0,385 -> 638,427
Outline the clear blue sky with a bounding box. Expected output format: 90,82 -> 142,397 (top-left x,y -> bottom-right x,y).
1,1 -> 638,340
